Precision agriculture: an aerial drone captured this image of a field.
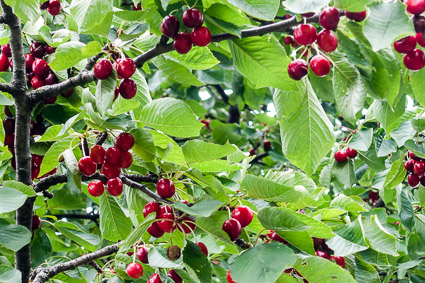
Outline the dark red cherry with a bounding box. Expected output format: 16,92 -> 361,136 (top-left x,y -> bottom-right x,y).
222,218 -> 242,241
319,7 -> 340,30
0,54 -> 9,71
30,76 -> 44,89
1,44 -> 11,57
105,146 -> 121,165
417,32 -> 425,47
136,246 -> 149,263
44,73 -> 58,85
190,27 -> 211,47
310,55 -> 331,77
30,122 -> 46,136
408,174 -> 420,187
40,1 -> 49,10
414,161 -> 425,175
344,11 -> 367,22
116,58 -> 136,79
196,242 -> 208,256
413,15 -> 425,33
3,118 -> 15,134
405,159 -> 416,172
107,177 -> 123,196
115,132 -> 135,151
330,256 -> 345,268
147,222 -> 165,238
315,250 -> 330,259
30,42 -> 46,58
45,45 -> 56,54
25,54 -> 35,72
132,3 -> 142,11
47,0 -> 61,16
32,215 -> 41,231
88,180 -> 105,197
168,270 -> 183,283
43,96 -> 57,105
61,88 -> 74,98
102,163 -> 121,179
157,212 -> 175,233
231,206 -> 253,228
156,178 -> 175,198
119,78 -> 137,99
183,8 -> 204,28
161,15 -> 180,38
4,133 -> 14,147
293,24 -> 317,45
393,35 -> 417,54
346,147 -> 358,159
288,59 -> 308,80
284,36 -> 294,45
334,150 -> 347,163
420,175 -> 425,186
174,32 -> 192,54
4,106 -> 13,117
89,145 -> 105,164
94,59 -> 113,80
406,0 -> 425,15
78,156 -> 97,176
32,59 -> 50,77
143,201 -> 160,218
264,140 -> 272,150
404,49 -> 425,70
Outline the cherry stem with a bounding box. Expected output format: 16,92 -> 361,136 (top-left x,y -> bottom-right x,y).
253,229 -> 267,246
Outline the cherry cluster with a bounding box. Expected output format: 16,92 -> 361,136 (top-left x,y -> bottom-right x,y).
40,0 -> 61,16
315,250 -> 345,268
334,147 -> 358,163
404,151 -> 425,187
131,3 -> 142,11
161,8 -> 212,54
221,205 -> 253,241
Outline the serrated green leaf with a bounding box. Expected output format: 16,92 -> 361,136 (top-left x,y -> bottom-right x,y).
40,135 -> 78,176
95,68 -> 117,116
2,181 -> 36,197
183,240 -> 212,283
99,194 -> 132,242
283,0 -> 329,13
54,221 -> 100,252
228,0 -> 280,21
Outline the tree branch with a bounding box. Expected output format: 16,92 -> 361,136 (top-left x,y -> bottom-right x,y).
250,152 -> 269,164
53,213 -> 100,220
31,243 -> 120,283
120,175 -> 172,204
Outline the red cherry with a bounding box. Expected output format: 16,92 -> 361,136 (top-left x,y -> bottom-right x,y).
43,96 -> 57,105
30,42 -> 46,58
61,88 -> 74,98
404,49 -> 425,70
157,212 -> 175,232
414,161 -> 425,175
105,146 -> 121,165
405,159 -> 416,172
231,206 -> 253,228
89,145 -> 105,164
160,205 -> 172,215
410,151 -> 421,160
196,242 -> 208,256
393,35 -> 417,54
167,270 -> 183,283
417,33 -> 425,47
1,44 -> 11,57
344,11 -> 367,22
30,122 -> 46,135
310,55 -> 331,77
302,12 -> 315,18
288,59 -> 308,80
190,27 -> 211,47
319,7 -> 340,30
147,273 -> 162,283
94,59 -> 113,80
32,215 -> 41,231
45,46 -> 56,54
115,133 -> 135,151
116,58 -> 136,79
102,163 -> 121,179
24,54 -> 35,72
293,24 -> 317,45
119,78 -> 137,99
32,59 -> 50,77
143,201 -> 161,218
249,148 -> 256,156
346,147 -> 358,159
334,150 -> 347,163
227,270 -> 236,283
78,156 -> 97,176
4,133 -> 14,148
315,250 -> 330,259
44,73 -> 58,85
136,246 -> 149,263
177,216 -> 196,233
0,54 -> 9,71
369,190 -> 380,203
408,174 -> 420,187
47,0 -> 61,16
156,178 -> 175,199
30,76 -> 44,90
88,180 -> 105,197
330,256 -> 345,268
183,8 -> 204,28
119,151 -> 133,168
132,3 -> 142,11
113,87 -> 119,101
267,230 -> 286,243
420,175 -> 425,186
317,30 -> 338,52
406,0 -> 425,15
413,15 -> 425,33
126,263 -> 143,279
222,218 -> 242,241
200,118 -> 210,129
161,15 -> 180,38
147,222 -> 165,238
107,177 -> 123,196
174,32 -> 192,54
3,118 -> 15,134
264,140 -> 272,150
284,36 -> 294,45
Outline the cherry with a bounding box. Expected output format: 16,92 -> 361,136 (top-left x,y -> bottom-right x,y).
47,0 -> 61,16
409,151 -> 421,160
119,151 -> 133,168
61,88 -> 74,98
25,54 -> 35,72
405,159 -> 416,172
177,216 -> 196,233
102,163 -> 121,179
78,156 -> 97,176
264,140 -> 272,150
107,177 -> 123,196
196,242 -> 208,256
293,24 -> 317,45
183,8 -> 204,28
113,87 -> 119,101
0,54 -> 9,71
174,32 -> 192,54
116,58 -> 136,79
136,246 -> 149,263
284,36 -> 294,45
119,78 -> 137,99
420,175 -> 425,186
167,245 -> 181,261
4,133 -> 14,147
147,273 -> 162,283
156,178 -> 175,198
227,270 -> 236,283
302,12 -> 315,18
31,122 -> 46,136
32,215 -> 41,231
143,201 -> 160,217
346,147 -> 358,159
231,206 -> 253,228
94,59 -> 113,80
88,180 -> 105,197
344,11 -> 367,22
32,155 -> 43,166
315,250 -> 330,259
408,173 -> 420,187
126,262 -> 143,279
334,150 -> 347,163
168,270 -> 183,283
319,7 -> 340,30
45,46 -> 56,54
191,27 -> 211,47
1,44 -> 11,57
157,212 -> 175,232
330,256 -> 345,268
417,33 -> 425,47
393,35 -> 417,54
32,59 -> 50,77
404,49 -> 425,70
3,118 -> 15,134
132,3 -> 142,11
200,118 -> 210,129
369,190 -> 380,204
44,96 -> 57,105
147,222 -> 165,238
413,15 -> 425,33
4,106 -> 13,117
160,205 -> 172,215
44,73 -> 58,85
406,0 -> 425,15
288,59 -> 308,80
222,218 -> 242,241
105,146 -> 122,165
310,55 -> 331,77
115,132 -> 135,151
40,1 -> 49,9
89,145 -> 105,164
30,42 -> 46,58
267,230 -> 286,243
414,161 -> 425,175
161,15 -> 180,38
249,148 -> 256,156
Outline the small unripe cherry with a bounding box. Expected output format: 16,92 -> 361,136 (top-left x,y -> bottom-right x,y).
88,180 -> 105,197
334,150 -> 347,163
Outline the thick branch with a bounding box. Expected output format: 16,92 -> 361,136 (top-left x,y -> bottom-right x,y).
31,243 -> 119,283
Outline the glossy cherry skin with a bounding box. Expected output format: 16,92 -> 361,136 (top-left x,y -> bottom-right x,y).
334,150 -> 347,163
136,246 -> 149,263
288,59 -> 308,80
231,206 -> 253,228
174,32 -> 192,54
47,0 -> 61,16
319,7 -> 340,30
417,33 -> 425,47
147,273 -> 162,283
330,256 -> 346,268
30,42 -> 46,58
30,76 -> 44,90
222,218 -> 242,241
408,173 -> 420,187
102,163 -> 121,179
406,0 -> 425,15
404,49 -> 425,70
32,59 -> 50,77
393,35 -> 417,54
293,24 -> 317,45
44,73 -> 58,85
267,230 -> 286,243
89,145 -> 105,164
107,177 -> 123,196
116,58 -> 136,79
119,151 -> 133,168
315,250 -> 330,259
183,8 -> 204,28
119,78 -> 137,99
227,270 -> 236,283
409,151 -> 421,160
160,205 -> 172,215
317,30 -> 338,52
132,3 -> 142,11
94,59 -> 113,80
346,147 -> 358,159
143,201 -> 161,218
284,36 -> 294,45
147,222 -> 165,238
115,132 -> 135,151
156,178 -> 175,198
168,270 -> 183,283
414,161 -> 425,175
24,54 -> 35,72
310,55 -> 331,77
32,215 -> 41,231
1,44 -> 11,57
344,11 -> 367,22
196,242 -> 208,256
88,180 -> 105,197
78,156 -> 97,176
46,46 -> 56,54
191,27 -> 211,47
0,54 -> 9,71
157,212 -> 175,233
413,15 -> 425,33
105,146 -> 121,165
161,15 -> 180,38
126,263 -> 143,279
405,159 -> 416,172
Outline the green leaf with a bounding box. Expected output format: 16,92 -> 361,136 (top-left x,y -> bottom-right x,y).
230,243 -> 296,283
330,195 -> 367,212
148,247 -> 184,268
348,129 -> 373,151
410,68 -> 425,108
354,256 -> 381,283
62,149 -> 80,175
46,187 -> 85,210
149,130 -> 186,165
399,190 -> 415,231
182,140 -> 237,163
283,0 -> 330,13
370,97 -> 406,133
70,0 -> 114,35
334,0 -> 373,12
363,1 -> 414,51
183,240 -> 212,283
332,159 -> 357,189
405,140 -> 425,159
362,215 -> 399,256
99,194 -> 132,242
129,128 -> 156,162
196,211 -> 234,244
0,219 -> 31,251
168,47 -> 220,70
229,36 -> 296,91
227,0 -> 280,21
40,135 -> 78,176
2,181 -> 36,197
174,200 -> 223,217
54,221 -> 100,252
138,98 -> 203,138
118,215 -> 155,253
3,0 -> 40,22
95,68 -> 117,116
132,69 -> 152,107
383,156 -> 406,190
151,56 -> 203,86
0,266 -> 21,283
0,187 -> 27,213
50,41 -> 102,71
38,26 -> 72,48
